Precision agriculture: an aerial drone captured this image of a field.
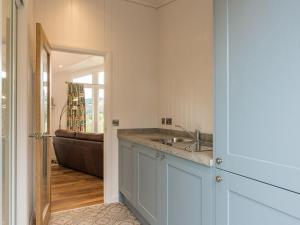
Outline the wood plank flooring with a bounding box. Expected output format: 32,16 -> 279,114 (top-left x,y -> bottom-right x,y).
51,165 -> 104,212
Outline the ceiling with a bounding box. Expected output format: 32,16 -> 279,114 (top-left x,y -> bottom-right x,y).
52,51 -> 104,74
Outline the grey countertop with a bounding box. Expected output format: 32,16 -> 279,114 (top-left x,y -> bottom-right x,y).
118,130 -> 214,167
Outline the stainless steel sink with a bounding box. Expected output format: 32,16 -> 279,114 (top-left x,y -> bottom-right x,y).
150,137 -> 194,145
149,137 -> 212,152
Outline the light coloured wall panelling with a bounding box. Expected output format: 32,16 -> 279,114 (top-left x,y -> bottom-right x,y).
32,0 -> 213,204
158,0 -> 213,133
34,0 -> 160,203
34,0 -> 106,51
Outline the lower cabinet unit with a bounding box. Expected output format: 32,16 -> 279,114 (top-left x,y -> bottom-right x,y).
119,140 -> 214,225
119,141 -> 135,204
136,146 -> 162,225
216,169 -> 300,225
162,154 -> 214,225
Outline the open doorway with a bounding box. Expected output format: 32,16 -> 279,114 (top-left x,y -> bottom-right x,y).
50,50 -> 105,212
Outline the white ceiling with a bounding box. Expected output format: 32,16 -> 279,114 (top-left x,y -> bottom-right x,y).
52,51 -> 104,74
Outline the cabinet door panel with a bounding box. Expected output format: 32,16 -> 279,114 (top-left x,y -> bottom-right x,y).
216,169 -> 300,225
136,146 -> 161,225
162,155 -> 214,225
215,0 -> 300,193
119,141 -> 135,204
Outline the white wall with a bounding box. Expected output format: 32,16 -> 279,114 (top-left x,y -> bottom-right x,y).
34,0 -> 106,51
30,0 -> 212,211
34,0 -> 159,129
109,0 -> 159,200
17,0 -> 213,223
16,0 -> 35,224
158,0 -> 213,134
34,0 -> 159,202
110,0 -> 159,128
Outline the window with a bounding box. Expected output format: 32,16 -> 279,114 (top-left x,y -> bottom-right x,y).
73,71 -> 104,133
97,72 -> 105,133
73,74 -> 92,84
98,89 -> 104,133
98,72 -> 104,84
84,87 -> 93,132
73,74 -> 94,132
2,71 -> 7,79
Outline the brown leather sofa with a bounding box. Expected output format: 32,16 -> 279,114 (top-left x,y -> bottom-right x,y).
53,130 -> 104,178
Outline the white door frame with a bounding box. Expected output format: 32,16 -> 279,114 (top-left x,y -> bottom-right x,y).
49,44 -> 114,203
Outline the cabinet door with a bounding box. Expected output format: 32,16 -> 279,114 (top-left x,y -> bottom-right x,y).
136,145 -> 162,225
216,169 -> 300,225
162,154 -> 214,225
119,141 -> 135,205
215,0 -> 300,193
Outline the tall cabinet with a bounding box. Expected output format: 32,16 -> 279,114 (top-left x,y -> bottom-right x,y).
215,0 -> 300,224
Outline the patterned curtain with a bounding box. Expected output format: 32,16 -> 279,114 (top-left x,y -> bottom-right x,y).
67,83 -> 86,132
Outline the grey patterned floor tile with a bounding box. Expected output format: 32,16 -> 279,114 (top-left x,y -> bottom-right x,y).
49,203 -> 140,225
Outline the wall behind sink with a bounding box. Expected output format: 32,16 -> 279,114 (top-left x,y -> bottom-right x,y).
158,0 -> 213,134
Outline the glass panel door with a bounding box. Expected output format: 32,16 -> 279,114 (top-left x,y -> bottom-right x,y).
40,47 -> 50,217
35,23 -> 51,225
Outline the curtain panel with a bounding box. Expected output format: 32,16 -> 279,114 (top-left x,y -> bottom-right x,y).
67,83 -> 86,132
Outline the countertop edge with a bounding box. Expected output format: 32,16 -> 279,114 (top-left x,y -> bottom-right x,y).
118,134 -> 214,168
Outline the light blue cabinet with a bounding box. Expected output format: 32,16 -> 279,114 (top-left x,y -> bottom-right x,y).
216,169 -> 300,225
119,141 -> 135,205
214,0 -> 300,193
135,146 -> 162,225
215,0 -> 300,224
119,140 -> 214,225
161,154 -> 214,225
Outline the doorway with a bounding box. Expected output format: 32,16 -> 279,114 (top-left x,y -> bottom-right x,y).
50,50 -> 106,212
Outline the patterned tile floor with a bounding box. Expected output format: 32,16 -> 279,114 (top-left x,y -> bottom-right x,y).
49,203 -> 140,225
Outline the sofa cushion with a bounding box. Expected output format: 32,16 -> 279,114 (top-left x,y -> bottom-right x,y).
55,129 -> 76,138
75,132 -> 104,142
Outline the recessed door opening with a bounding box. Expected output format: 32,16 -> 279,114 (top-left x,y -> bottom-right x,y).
50,50 -> 105,213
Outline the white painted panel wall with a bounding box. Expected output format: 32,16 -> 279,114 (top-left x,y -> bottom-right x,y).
34,0 -> 106,51
17,0 -> 213,223
34,0 -> 159,130
110,0 -> 159,129
158,0 -> 213,133
33,0 -> 159,202
32,0 -> 212,206
109,0 -> 159,201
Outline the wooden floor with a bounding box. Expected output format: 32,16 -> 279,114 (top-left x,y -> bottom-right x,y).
51,165 -> 104,212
